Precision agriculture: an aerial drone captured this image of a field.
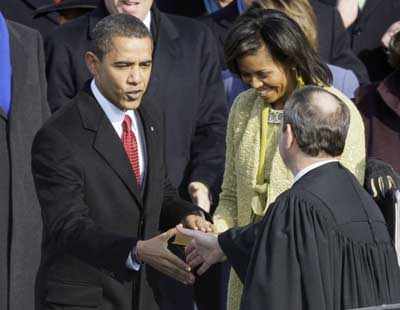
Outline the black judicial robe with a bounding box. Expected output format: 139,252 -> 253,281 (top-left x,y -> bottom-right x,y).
219,162 -> 400,309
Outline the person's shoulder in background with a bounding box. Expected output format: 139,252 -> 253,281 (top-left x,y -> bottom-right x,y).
328,64 -> 359,99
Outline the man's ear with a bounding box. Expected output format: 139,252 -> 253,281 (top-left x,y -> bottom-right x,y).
85,51 -> 100,77
285,123 -> 296,149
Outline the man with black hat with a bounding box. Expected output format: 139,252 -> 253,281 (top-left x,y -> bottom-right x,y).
45,0 -> 227,309
34,0 -> 99,25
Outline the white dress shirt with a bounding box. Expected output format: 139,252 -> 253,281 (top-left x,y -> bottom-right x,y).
142,11 -> 151,31
91,80 -> 145,271
293,159 -> 339,184
91,80 -> 146,186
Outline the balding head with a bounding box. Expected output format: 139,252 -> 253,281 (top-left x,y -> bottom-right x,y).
282,86 -> 350,157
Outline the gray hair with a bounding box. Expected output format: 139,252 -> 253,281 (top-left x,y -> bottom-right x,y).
91,13 -> 152,59
283,86 -> 350,157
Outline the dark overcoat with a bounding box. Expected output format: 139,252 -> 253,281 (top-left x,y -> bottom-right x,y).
32,85 -> 201,310
0,20 -> 50,310
44,2 -> 227,211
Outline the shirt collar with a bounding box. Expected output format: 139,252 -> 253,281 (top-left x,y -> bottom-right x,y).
293,159 -> 339,184
143,11 -> 151,32
237,0 -> 247,14
91,79 -> 132,125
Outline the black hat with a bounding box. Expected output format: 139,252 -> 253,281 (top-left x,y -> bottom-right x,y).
34,0 -> 99,18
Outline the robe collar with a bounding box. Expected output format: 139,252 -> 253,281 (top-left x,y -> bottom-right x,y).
293,159 -> 339,184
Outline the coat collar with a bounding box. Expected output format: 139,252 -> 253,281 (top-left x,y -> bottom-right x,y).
77,82 -> 160,209
77,83 -> 144,206
378,70 -> 400,117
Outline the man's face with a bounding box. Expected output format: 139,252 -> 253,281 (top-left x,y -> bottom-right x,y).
88,36 -> 153,110
104,0 -> 153,20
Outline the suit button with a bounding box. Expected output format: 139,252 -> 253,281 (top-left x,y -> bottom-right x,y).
353,27 -> 362,36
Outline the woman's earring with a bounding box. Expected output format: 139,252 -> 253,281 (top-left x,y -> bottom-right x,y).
292,67 -> 305,88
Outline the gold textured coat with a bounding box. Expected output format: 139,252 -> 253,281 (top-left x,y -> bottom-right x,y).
214,87 -> 366,310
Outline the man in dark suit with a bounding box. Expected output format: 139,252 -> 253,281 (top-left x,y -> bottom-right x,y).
0,12 -> 50,310
201,0 -> 369,84
32,14 -> 213,310
328,0 -> 400,81
45,2 -> 227,308
0,0 -> 58,38
178,86 -> 400,309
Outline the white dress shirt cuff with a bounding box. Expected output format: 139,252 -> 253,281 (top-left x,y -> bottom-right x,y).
126,248 -> 141,271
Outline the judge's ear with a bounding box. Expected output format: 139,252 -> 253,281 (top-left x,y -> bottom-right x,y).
85,51 -> 101,78
283,123 -> 296,150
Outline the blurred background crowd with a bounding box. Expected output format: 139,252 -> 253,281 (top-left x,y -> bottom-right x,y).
0,0 -> 400,310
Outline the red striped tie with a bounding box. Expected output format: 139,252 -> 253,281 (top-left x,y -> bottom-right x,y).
122,115 -> 141,187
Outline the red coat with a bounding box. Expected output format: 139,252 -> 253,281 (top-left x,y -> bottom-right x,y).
357,71 -> 400,173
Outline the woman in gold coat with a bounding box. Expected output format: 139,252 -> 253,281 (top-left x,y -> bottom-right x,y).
213,4 -> 366,310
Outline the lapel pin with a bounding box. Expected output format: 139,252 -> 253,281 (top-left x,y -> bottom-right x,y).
150,126 -> 155,132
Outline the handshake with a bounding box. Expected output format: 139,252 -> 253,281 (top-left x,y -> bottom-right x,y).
134,215 -> 225,285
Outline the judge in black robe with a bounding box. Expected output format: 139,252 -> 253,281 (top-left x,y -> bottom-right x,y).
219,161 -> 400,309
178,86 -> 400,310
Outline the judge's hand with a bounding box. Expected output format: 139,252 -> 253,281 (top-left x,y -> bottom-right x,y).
176,225 -> 226,275
381,21 -> 400,48
182,214 -> 214,233
337,0 -> 358,28
136,228 -> 195,285
188,181 -> 211,213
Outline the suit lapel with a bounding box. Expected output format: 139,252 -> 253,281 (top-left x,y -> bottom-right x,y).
77,89 -> 143,208
137,101 -> 158,193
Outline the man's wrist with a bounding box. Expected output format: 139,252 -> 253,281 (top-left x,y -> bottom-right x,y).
135,240 -> 143,263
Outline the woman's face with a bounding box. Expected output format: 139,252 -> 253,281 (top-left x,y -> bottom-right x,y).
237,44 -> 296,107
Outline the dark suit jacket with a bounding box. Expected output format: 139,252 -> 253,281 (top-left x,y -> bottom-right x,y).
32,85 -> 201,310
0,21 -> 50,310
45,2 -> 227,211
317,0 -> 400,81
201,0 -> 369,84
348,0 -> 400,81
0,0 -> 58,38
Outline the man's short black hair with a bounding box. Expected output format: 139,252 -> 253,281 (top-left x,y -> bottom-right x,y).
92,13 -> 152,59
283,86 -> 350,157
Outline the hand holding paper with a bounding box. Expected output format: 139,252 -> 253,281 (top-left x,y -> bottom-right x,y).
176,225 -> 226,275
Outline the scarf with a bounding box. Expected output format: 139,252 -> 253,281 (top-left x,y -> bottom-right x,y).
0,12 -> 11,116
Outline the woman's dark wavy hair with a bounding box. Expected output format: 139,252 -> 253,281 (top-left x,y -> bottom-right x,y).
224,3 -> 332,86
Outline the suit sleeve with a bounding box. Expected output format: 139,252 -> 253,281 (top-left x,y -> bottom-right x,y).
185,26 -> 228,201
45,32 -> 78,112
329,8 -> 370,84
32,126 -> 137,275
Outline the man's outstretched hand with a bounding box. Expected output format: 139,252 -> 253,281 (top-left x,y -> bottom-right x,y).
176,225 -> 226,275
136,228 -> 195,285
